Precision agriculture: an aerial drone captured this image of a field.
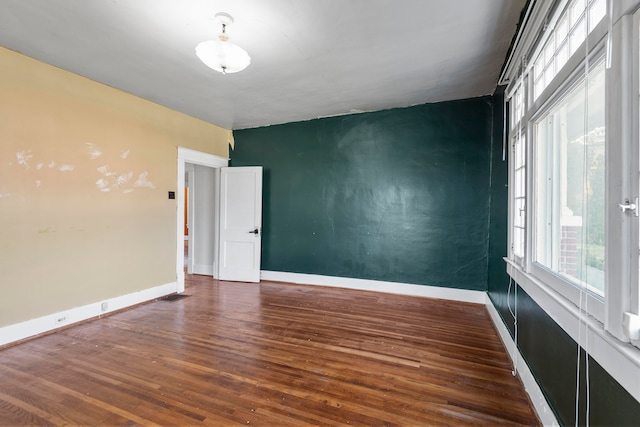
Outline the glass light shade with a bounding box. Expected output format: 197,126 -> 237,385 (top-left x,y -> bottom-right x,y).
195,39 -> 251,74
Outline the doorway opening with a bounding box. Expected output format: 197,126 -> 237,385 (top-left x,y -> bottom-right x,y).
184,163 -> 219,276
176,148 -> 228,293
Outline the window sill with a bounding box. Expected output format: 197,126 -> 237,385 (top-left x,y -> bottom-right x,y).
504,257 -> 640,403
528,261 -> 605,322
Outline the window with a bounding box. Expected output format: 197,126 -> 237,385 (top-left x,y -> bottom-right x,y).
509,79 -> 527,263
502,0 -> 640,403
512,130 -> 526,259
509,81 -> 527,262
532,0 -> 606,100
505,0 -> 609,322
534,60 -> 606,298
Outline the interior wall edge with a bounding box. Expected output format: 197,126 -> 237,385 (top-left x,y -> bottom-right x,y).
0,281 -> 177,347
260,270 -> 487,305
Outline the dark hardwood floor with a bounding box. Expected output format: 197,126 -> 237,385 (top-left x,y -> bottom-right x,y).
0,274 -> 540,425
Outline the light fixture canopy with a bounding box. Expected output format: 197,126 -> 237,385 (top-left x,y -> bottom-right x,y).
196,12 -> 251,74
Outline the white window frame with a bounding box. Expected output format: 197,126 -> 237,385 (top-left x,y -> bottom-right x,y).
613,5 -> 640,345
633,7 -> 640,325
507,1 -> 610,322
529,48 -> 607,323
507,77 -> 528,266
502,0 -> 640,405
604,4 -> 640,344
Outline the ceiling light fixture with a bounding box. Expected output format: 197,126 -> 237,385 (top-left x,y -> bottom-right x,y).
195,12 -> 251,74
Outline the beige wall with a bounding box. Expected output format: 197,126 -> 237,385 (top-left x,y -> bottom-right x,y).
0,47 -> 229,327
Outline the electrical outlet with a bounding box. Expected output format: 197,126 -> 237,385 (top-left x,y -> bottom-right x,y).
101,302 -> 108,312
55,316 -> 67,325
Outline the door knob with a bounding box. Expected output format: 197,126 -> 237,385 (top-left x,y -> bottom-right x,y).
249,228 -> 260,235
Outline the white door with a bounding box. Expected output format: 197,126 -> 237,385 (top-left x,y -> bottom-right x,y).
218,166 -> 263,282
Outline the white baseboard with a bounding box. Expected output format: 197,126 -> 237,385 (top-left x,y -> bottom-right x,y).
193,264 -> 213,276
486,298 -> 559,426
260,270 -> 487,304
0,281 -> 177,347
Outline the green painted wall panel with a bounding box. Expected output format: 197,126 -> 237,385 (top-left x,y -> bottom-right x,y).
233,98 -> 493,290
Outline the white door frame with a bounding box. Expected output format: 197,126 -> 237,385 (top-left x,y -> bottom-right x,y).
176,147 -> 228,293
185,163 -> 194,274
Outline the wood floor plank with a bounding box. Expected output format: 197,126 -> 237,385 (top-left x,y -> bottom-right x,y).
0,392 -> 54,426
0,276 -> 540,425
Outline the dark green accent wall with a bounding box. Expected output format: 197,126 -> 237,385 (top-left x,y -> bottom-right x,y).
233,98 -> 493,290
487,91 -> 640,426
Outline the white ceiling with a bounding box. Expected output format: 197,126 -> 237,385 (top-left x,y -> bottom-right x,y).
0,0 -> 525,130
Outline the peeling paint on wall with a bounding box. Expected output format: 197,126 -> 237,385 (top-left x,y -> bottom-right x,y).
95,165 -> 135,192
83,143 -> 156,193
5,144 -> 154,195
6,150 -> 77,190
116,171 -> 133,186
86,142 -> 103,159
96,178 -> 110,192
96,165 -> 109,175
94,164 -> 154,193
134,171 -> 155,189
16,150 -> 33,169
